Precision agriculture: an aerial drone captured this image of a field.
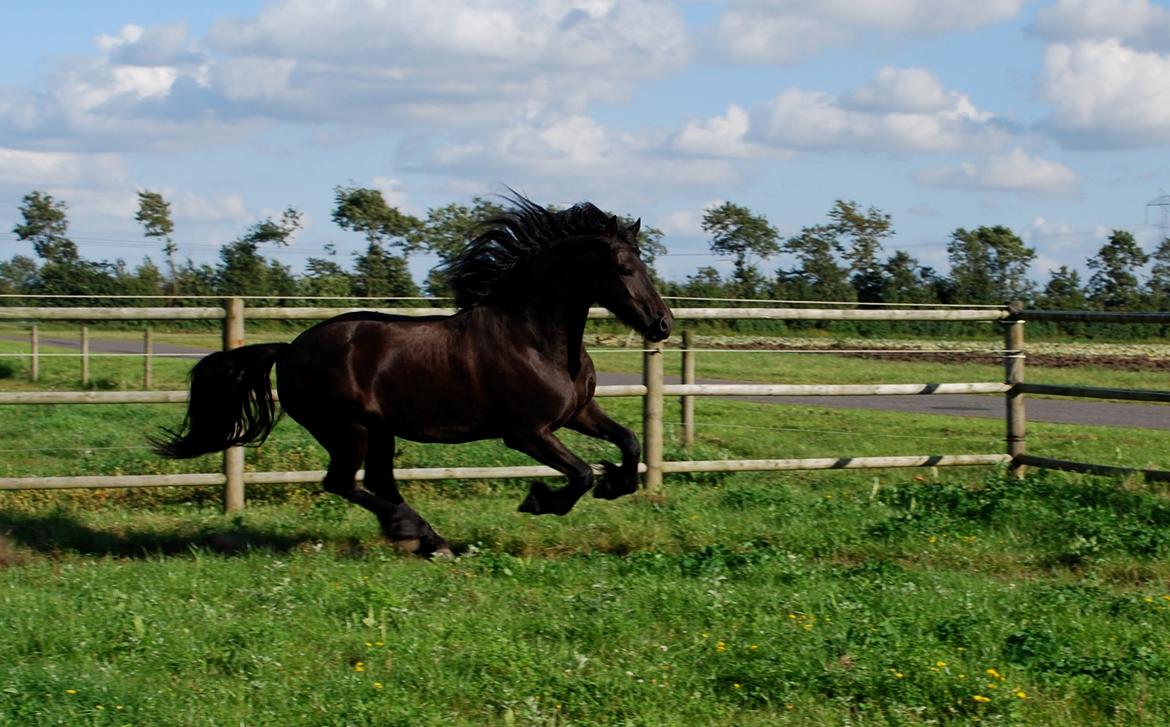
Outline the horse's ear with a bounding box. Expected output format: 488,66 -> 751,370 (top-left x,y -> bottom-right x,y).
627,218 -> 641,238
606,214 -> 619,236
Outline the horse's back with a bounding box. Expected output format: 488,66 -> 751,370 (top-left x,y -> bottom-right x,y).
276,310 -> 486,437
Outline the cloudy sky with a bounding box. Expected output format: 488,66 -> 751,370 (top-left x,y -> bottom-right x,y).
2,0 -> 1169,286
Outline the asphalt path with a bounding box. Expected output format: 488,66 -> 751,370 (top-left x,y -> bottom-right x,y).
10,335 -> 1168,431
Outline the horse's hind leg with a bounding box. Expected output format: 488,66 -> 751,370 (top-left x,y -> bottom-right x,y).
315,423 -> 448,558
508,429 -> 594,516
362,430 -> 452,557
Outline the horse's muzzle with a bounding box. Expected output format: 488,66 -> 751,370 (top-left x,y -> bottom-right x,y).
646,311 -> 673,342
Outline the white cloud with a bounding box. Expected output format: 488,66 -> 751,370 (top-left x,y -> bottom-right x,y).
659,209 -> 706,237
717,0 -> 1025,63
671,105 -> 788,159
1034,0 -> 1170,52
0,1 -> 689,151
170,192 -> 250,222
1041,39 -> 1170,147
0,147 -> 128,187
841,67 -> 953,113
660,68 -> 1009,161
371,177 -> 412,213
417,113 -> 739,201
750,69 -> 1004,154
205,0 -> 688,117
914,148 -> 1080,197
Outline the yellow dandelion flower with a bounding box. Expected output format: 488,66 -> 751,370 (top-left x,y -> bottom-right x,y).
936,661 -> 947,668
894,672 -> 904,679
733,683 -> 741,690
374,682 -> 383,690
986,668 -> 1002,679
715,641 -> 726,652
973,695 -> 991,703
95,705 -> 104,711
64,690 -> 77,695
354,661 -> 365,672
749,644 -> 758,650
1016,690 -> 1027,699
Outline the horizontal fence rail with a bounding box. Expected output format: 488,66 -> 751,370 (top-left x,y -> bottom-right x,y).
3,299 -> 1169,504
659,383 -> 1010,397
0,305 -> 1008,322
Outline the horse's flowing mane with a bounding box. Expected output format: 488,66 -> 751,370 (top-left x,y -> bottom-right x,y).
441,194 -> 617,310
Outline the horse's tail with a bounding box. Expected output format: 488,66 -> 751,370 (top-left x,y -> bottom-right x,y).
152,343 -> 286,459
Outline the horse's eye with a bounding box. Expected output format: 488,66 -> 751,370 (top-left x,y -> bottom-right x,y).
616,265 -> 635,276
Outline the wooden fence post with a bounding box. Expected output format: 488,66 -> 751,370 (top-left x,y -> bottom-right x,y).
681,329 -> 695,448
1004,306 -> 1026,478
29,324 -> 38,382
643,337 -> 664,489
80,325 -> 89,386
222,297 -> 246,513
143,328 -> 153,390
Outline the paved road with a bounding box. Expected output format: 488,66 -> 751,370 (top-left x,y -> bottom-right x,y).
9,335 -> 1168,431
596,372 -> 1170,431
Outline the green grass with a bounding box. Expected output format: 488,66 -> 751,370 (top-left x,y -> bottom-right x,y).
5,333 -> 1170,723
5,471 -> 1170,725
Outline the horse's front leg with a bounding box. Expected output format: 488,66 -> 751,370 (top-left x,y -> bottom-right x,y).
565,400 -> 641,501
507,429 -> 593,516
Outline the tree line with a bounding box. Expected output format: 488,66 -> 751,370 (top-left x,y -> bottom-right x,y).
3,188 -> 1169,318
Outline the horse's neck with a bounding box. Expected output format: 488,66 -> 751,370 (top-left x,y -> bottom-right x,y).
490,281 -> 591,375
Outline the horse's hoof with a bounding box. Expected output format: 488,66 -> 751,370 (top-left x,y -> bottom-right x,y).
390,538 -> 422,553
592,461 -> 638,500
518,482 -> 551,515
519,482 -> 575,516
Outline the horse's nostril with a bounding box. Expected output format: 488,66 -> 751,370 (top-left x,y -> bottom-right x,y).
655,313 -> 672,336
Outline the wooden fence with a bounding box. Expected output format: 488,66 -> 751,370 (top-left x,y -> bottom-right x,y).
3,300 -> 1170,509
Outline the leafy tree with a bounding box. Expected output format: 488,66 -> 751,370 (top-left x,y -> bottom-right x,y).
333,186 -> 421,298
1035,265 -> 1088,336
1086,229 -> 1148,310
175,260 -> 218,302
829,200 -> 893,303
1036,266 -> 1087,310
880,250 -> 937,305
946,226 -> 1035,304
419,199 -> 503,297
217,208 -> 303,298
301,244 -> 354,299
135,190 -> 178,294
14,191 -> 77,264
778,224 -> 854,303
1146,237 -> 1170,310
678,266 -> 726,301
0,255 -> 38,295
701,202 -> 779,297
353,244 -> 418,298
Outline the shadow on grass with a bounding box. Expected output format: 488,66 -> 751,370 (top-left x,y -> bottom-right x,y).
0,508 -> 319,559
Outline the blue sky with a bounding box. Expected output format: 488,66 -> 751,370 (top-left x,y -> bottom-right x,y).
1,0 -> 1169,288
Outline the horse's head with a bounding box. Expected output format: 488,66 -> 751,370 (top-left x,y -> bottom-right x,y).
591,215 -> 673,342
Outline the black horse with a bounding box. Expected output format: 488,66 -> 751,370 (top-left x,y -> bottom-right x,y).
154,195 -> 673,556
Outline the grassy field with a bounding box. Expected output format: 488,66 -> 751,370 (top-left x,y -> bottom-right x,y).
3,331 -> 1170,724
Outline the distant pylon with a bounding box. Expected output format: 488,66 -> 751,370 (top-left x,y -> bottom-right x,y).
1148,192 -> 1170,241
